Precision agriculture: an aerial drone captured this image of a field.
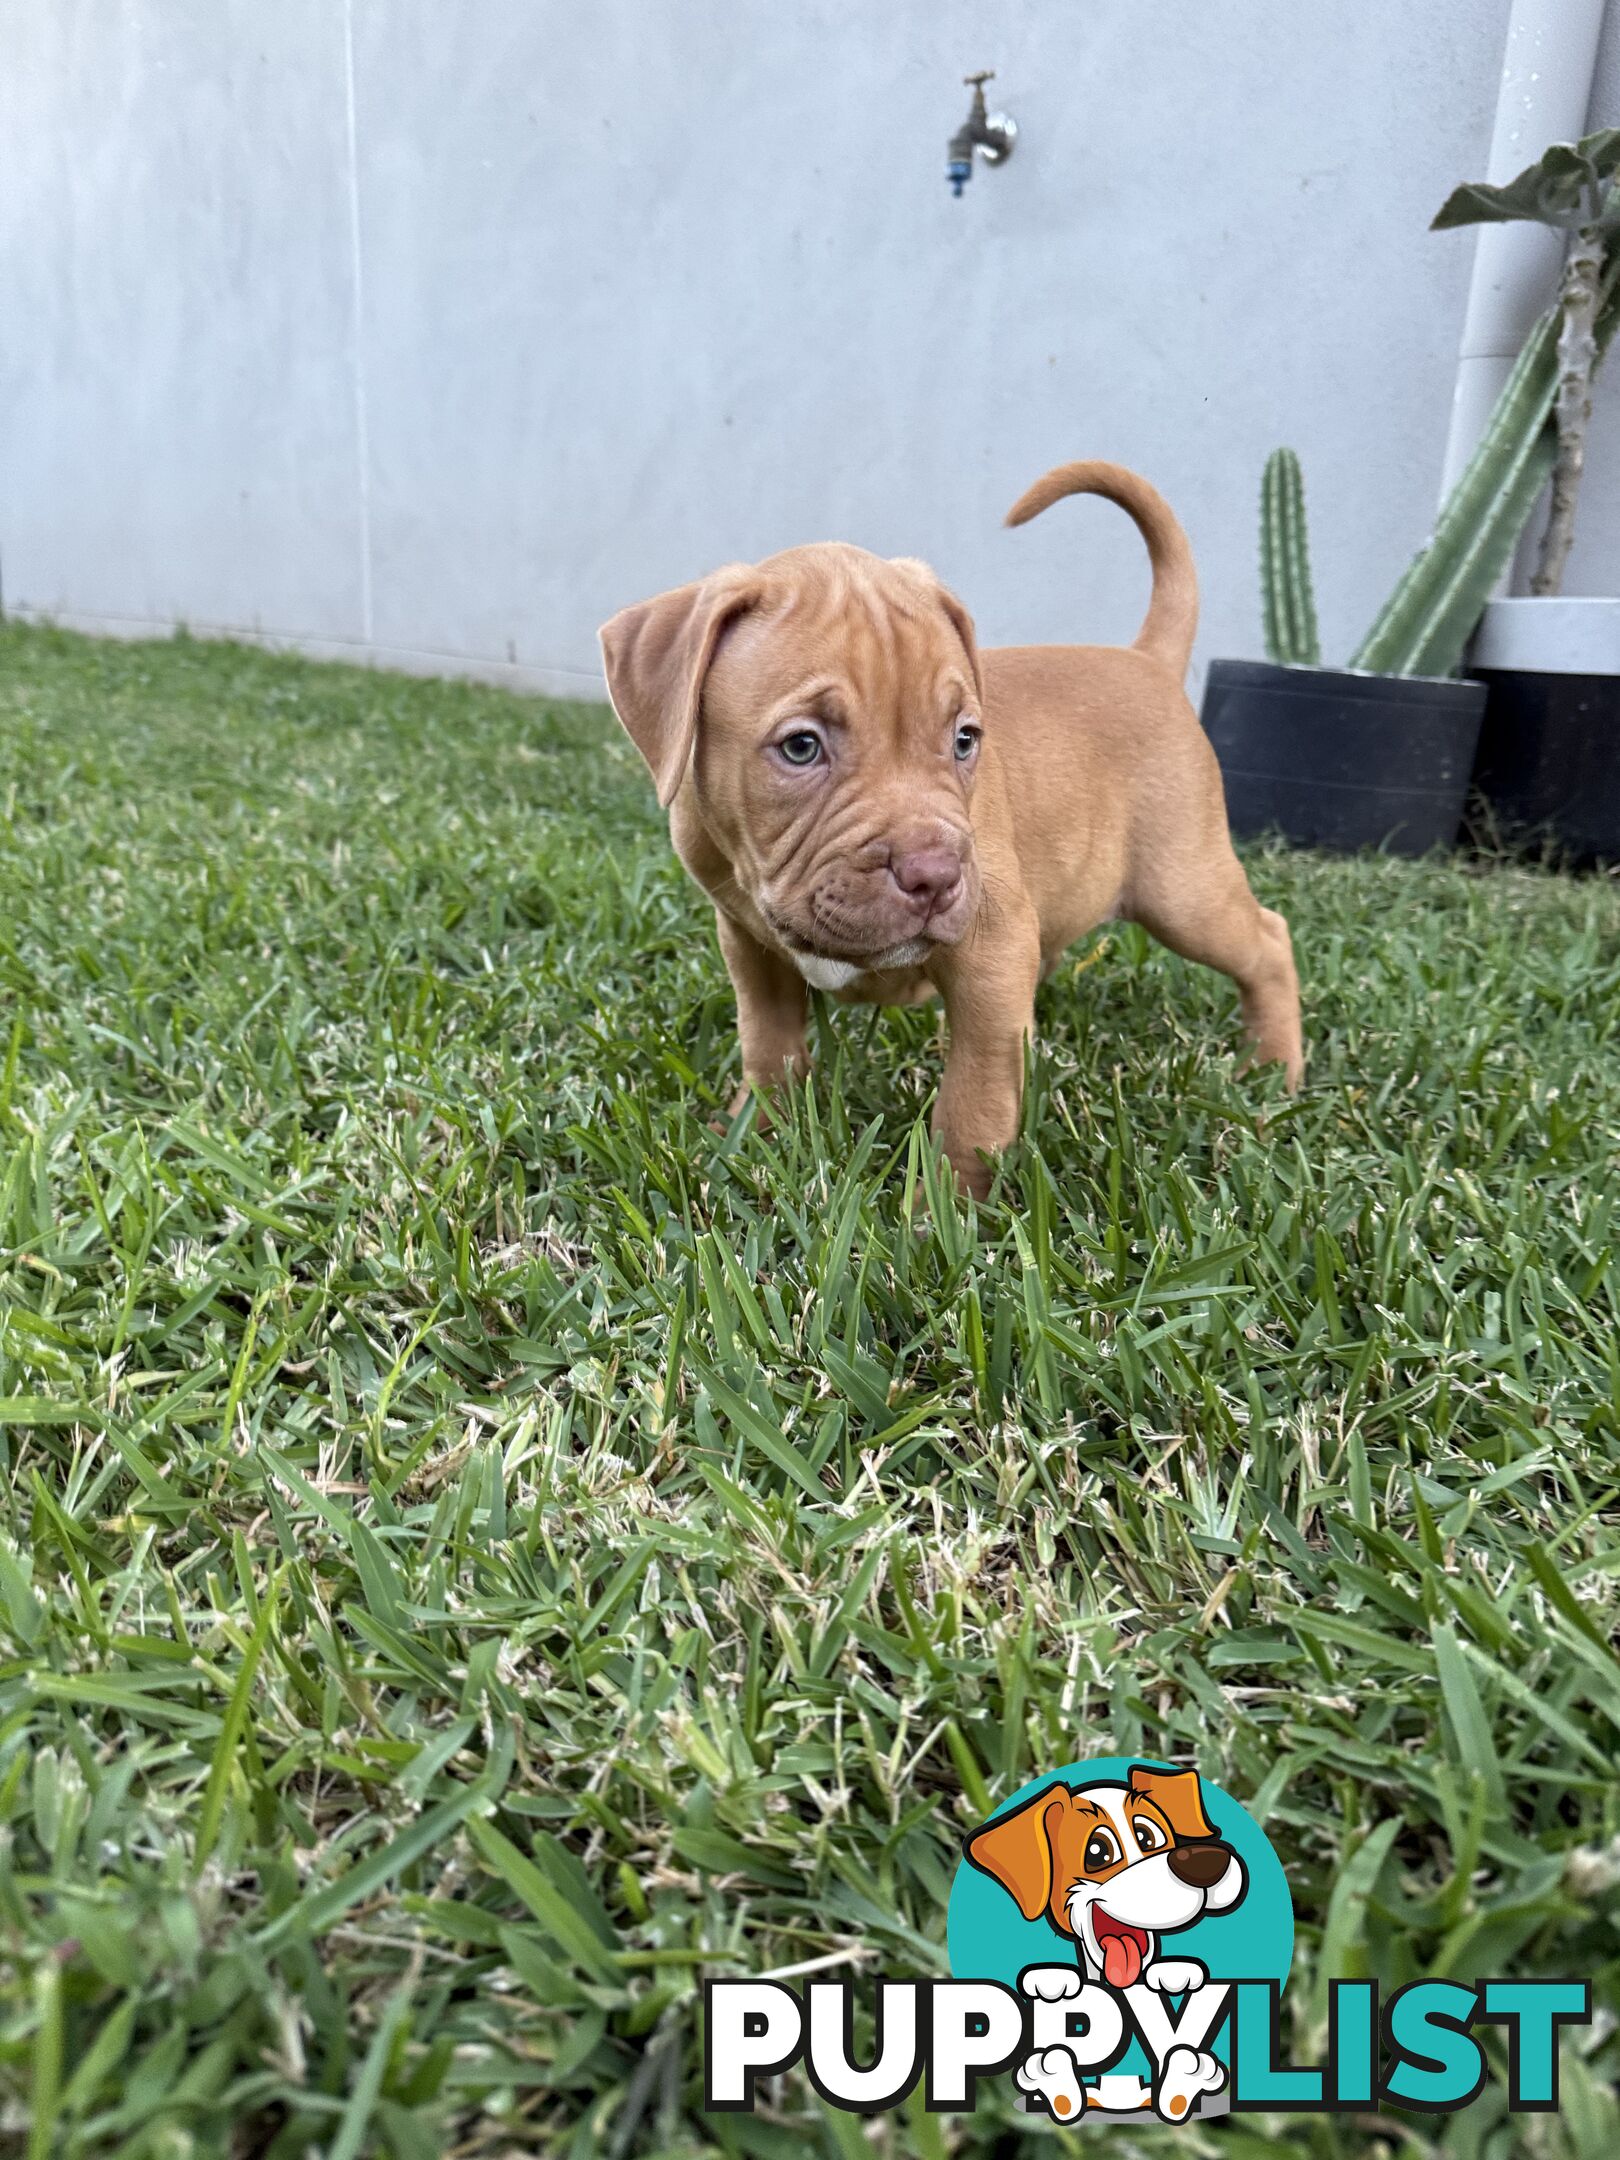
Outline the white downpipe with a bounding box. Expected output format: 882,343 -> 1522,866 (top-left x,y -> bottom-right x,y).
1437,0 -> 1607,506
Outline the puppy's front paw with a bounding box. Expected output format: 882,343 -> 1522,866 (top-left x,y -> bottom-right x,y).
1015,2044 -> 1086,2120
1019,1964 -> 1084,2002
1141,1957 -> 1207,1996
717,1075 -> 789,1133
723,1052 -> 811,1132
1154,2045 -> 1225,2123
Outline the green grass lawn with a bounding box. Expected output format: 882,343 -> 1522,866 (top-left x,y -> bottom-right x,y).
2,620 -> 1619,2158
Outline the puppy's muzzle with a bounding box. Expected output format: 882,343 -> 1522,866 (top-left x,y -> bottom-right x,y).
1167,1843 -> 1233,1889
883,823 -> 974,943
891,844 -> 964,915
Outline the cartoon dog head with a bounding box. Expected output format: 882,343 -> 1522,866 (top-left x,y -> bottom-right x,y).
965,1765 -> 1247,1989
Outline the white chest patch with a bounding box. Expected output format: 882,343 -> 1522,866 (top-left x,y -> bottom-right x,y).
793,952 -> 861,992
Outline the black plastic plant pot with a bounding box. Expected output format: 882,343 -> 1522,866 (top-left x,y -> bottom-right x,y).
1200,659 -> 1486,856
1468,599 -> 1620,867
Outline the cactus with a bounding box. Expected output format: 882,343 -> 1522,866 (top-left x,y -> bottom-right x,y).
1349,310 -> 1559,677
1259,448 -> 1320,666
1249,148 -> 1620,683
1351,252 -> 1620,678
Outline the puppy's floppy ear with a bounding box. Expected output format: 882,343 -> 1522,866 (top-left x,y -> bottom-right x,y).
1128,1765 -> 1216,1842
889,557 -> 985,707
936,587 -> 985,708
966,1784 -> 1073,1921
598,567 -> 758,808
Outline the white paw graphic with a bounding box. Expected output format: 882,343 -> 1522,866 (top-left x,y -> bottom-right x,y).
1016,2044 -> 1086,2121
1155,2045 -> 1226,2123
1141,1956 -> 1208,1995
1019,1963 -> 1083,2002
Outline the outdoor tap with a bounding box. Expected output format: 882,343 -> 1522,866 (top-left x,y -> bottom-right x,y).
947,71 -> 1017,196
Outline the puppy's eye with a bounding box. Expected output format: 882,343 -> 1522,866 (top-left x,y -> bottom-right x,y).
1133,1818 -> 1166,1854
776,729 -> 823,767
1083,1829 -> 1119,1872
953,721 -> 981,762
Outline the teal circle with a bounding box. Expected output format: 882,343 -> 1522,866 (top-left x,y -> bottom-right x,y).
947,1758 -> 1292,2081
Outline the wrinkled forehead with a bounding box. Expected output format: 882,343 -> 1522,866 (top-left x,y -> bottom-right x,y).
707,547 -> 974,717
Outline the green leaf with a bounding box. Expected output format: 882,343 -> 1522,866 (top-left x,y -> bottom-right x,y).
192,1566 -> 281,1872
329,1975 -> 415,2160
259,1757 -> 507,1949
0,1397 -> 91,1426
1432,1621 -> 1507,1813
467,1819 -> 623,1983
671,1825 -> 800,1889
1433,131 -> 1620,232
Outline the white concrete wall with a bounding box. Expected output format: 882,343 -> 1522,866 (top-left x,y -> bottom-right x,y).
2,1 -> 1616,700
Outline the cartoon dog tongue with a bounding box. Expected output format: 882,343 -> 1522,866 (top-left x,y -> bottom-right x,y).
1101,1928 -> 1144,1989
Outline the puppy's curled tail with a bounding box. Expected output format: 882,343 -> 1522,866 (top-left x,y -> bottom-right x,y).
1004,460 -> 1198,683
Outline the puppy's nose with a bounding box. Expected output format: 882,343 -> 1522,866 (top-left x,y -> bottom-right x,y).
1167,1843 -> 1231,1889
890,847 -> 964,908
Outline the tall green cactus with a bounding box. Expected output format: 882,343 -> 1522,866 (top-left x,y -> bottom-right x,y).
1260,448 -> 1321,666
1351,253 -> 1620,677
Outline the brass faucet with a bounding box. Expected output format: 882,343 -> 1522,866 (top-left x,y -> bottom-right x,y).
947,71 -> 1017,196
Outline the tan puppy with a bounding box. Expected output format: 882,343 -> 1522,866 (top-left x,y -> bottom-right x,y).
600,462 -> 1302,1198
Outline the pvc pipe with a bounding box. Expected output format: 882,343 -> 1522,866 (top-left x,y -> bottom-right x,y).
1437,0 -> 1607,505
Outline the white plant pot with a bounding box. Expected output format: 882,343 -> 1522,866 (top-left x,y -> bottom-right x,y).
1472,596 -> 1620,676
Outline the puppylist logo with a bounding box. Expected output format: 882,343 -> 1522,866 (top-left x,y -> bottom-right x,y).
704,1757 -> 1592,2121
953,1757 -> 1267,2121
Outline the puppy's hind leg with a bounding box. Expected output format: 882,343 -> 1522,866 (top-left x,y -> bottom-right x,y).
1128,841 -> 1302,1090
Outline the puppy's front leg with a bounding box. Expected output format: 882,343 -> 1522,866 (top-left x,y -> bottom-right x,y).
934,937 -> 1040,1200
715,911 -> 809,1116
